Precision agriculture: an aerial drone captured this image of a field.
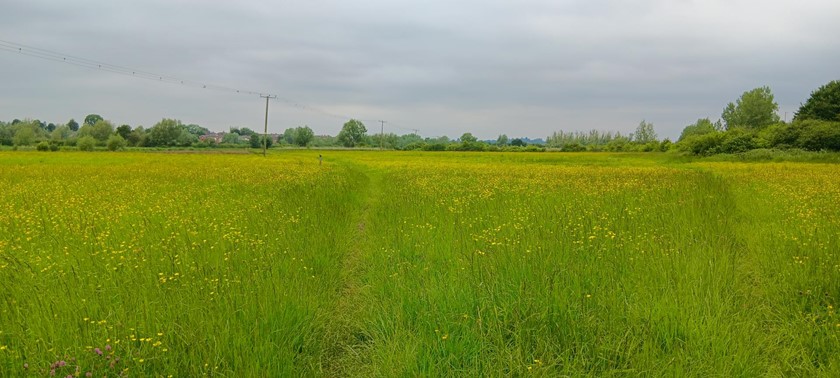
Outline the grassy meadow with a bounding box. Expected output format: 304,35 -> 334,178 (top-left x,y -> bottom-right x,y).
1,150 -> 839,376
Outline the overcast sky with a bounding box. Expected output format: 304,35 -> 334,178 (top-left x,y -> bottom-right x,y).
1,0 -> 838,139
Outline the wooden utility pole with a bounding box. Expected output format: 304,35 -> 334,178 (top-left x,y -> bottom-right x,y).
379,120 -> 386,150
260,94 -> 276,157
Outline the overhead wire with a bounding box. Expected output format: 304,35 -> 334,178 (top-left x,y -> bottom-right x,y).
0,38 -> 420,135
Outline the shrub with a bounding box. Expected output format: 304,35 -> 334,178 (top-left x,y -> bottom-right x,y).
605,138 -> 631,152
562,143 -> 586,152
78,136 -> 97,151
641,142 -> 658,152
719,129 -> 761,153
36,141 -> 50,151
107,134 -> 127,151
758,123 -> 796,147
456,142 -> 486,151
423,143 -> 446,151
401,142 -> 426,151
796,120 -> 840,151
677,132 -> 725,155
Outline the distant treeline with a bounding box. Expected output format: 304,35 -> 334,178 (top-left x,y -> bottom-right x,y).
544,80 -> 840,154
0,116 -> 547,152
3,81 -> 837,154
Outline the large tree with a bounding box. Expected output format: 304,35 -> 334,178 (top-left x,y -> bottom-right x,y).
116,124 -> 132,140
184,124 -> 210,136
13,124 -> 37,146
795,80 -> 840,122
90,120 -> 115,142
51,125 -> 72,141
283,128 -> 296,145
460,133 -> 478,143
632,120 -> 658,143
338,119 -> 367,147
84,114 -> 104,126
78,120 -> 114,142
722,86 -> 780,129
148,119 -> 183,147
295,126 -> 314,147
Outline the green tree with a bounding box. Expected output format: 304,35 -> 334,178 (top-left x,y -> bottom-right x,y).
632,120 -> 658,143
127,127 -> 146,147
78,120 -> 114,143
496,134 -> 509,146
89,120 -> 115,142
371,132 -> 399,149
184,124 -> 210,136
460,133 -> 478,143
106,134 -> 127,151
84,114 -> 103,126
510,138 -> 526,147
13,125 -> 37,146
222,132 -> 241,145
722,86 -> 780,129
396,133 -> 423,150
116,124 -> 132,140
678,118 -> 720,141
260,135 -> 273,148
295,126 -> 314,147
249,134 -> 261,148
311,135 -> 339,147
283,128 -> 296,145
795,80 -> 840,122
148,119 -> 185,147
426,135 -> 450,145
67,118 -> 79,132
51,125 -> 72,141
337,119 -> 367,147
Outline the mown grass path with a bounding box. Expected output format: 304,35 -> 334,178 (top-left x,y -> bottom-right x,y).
320,160 -> 385,376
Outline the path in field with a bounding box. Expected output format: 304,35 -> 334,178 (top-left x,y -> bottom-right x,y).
322,162 -> 383,375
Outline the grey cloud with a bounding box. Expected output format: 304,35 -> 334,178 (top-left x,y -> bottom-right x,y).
1,0 -> 839,139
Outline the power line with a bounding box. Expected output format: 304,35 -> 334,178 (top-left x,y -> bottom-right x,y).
0,38 -> 421,135
0,39 -> 261,95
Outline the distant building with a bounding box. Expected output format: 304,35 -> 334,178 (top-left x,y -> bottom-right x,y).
199,132 -> 225,143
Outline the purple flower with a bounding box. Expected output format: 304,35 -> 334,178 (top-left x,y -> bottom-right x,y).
105,344 -> 111,351
94,348 -> 102,356
59,360 -> 66,367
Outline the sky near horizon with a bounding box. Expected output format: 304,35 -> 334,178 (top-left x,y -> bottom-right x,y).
1,0 -> 838,140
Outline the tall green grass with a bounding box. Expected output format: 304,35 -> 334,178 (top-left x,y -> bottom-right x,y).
1,151 -> 838,376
